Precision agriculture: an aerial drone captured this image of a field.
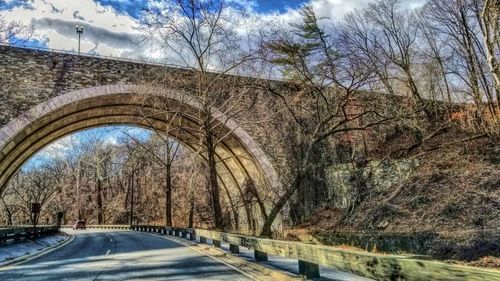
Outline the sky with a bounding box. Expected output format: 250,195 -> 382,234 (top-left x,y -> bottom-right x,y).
0,0 -> 427,60
23,126 -> 152,170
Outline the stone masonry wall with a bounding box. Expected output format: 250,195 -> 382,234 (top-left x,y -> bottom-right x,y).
325,159 -> 419,209
0,46 -> 292,190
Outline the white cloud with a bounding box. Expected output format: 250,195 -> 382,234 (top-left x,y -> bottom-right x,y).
1,0 -> 427,61
310,0 -> 370,19
258,0 -> 426,27
1,0 -> 141,57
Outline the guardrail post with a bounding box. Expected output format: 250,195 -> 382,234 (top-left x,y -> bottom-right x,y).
189,233 -> 196,241
14,231 -> 21,242
298,260 -> 320,279
200,236 -> 207,244
212,239 -> 221,247
229,244 -> 239,254
254,250 -> 268,261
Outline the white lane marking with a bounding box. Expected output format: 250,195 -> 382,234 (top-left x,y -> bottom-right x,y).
106,249 -> 111,255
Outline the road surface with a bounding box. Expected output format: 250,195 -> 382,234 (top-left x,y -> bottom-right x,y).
0,229 -> 252,280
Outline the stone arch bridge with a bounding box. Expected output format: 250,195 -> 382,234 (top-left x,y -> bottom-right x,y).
0,45 -> 288,230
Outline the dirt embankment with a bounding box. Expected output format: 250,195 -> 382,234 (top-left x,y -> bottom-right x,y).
288,133 -> 500,268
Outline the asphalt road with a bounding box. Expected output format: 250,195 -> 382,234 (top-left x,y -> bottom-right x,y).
0,229 -> 252,280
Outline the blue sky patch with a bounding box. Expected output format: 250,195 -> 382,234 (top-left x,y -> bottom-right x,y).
0,0 -> 34,11
255,0 -> 306,13
9,36 -> 48,48
94,0 -> 146,19
92,0 -> 308,17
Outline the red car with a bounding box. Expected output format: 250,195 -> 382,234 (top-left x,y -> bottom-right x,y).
73,220 -> 86,230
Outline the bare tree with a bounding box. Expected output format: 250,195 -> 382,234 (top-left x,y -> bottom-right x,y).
10,160 -> 64,227
478,0 -> 500,108
121,129 -> 180,227
417,15 -> 453,106
259,6 -> 389,236
141,0 -> 261,230
423,0 -> 498,119
0,15 -> 32,44
367,0 -> 435,119
0,173 -> 23,225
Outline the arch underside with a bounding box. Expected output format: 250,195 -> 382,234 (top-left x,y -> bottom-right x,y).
0,85 -> 278,229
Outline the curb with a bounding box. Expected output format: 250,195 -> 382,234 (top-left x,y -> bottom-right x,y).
140,231 -> 303,281
0,232 -> 74,269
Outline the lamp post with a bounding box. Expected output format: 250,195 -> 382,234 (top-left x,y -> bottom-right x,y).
129,169 -> 136,228
76,160 -> 81,220
76,25 -> 84,55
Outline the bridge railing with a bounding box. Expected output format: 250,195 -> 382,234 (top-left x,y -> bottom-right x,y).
131,225 -> 500,281
0,226 -> 59,247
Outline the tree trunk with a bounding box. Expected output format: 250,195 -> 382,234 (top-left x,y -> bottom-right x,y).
96,176 -> 103,225
206,132 -> 224,230
260,174 -> 303,237
1,198 -> 13,225
480,0 -> 500,112
188,191 -> 195,228
129,172 -> 135,226
165,165 -> 172,227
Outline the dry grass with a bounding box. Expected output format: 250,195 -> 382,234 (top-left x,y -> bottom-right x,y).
287,130 -> 500,266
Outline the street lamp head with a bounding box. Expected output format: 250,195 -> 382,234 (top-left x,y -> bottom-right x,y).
76,25 -> 84,54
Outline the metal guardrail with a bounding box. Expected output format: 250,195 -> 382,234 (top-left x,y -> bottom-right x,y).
2,224 -> 498,279
131,225 -> 500,281
59,224 -> 130,229
0,226 -> 59,246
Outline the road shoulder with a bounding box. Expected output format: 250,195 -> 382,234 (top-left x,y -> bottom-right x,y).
141,231 -> 303,281
0,232 -> 74,269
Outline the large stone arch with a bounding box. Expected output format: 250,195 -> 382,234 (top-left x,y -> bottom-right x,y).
0,84 -> 281,228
